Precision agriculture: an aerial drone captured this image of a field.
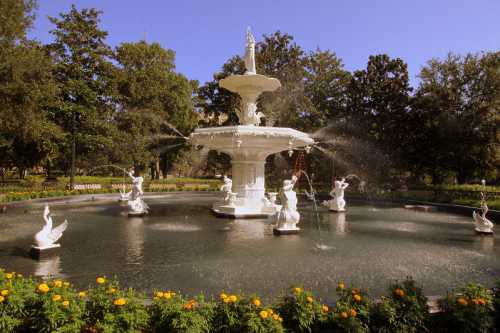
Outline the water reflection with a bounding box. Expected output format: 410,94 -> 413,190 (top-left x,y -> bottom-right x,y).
329,213 -> 348,235
225,219 -> 268,244
34,256 -> 64,279
478,236 -> 495,252
123,217 -> 144,265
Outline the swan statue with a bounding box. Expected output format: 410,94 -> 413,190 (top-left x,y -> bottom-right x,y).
34,205 -> 68,249
473,199 -> 494,234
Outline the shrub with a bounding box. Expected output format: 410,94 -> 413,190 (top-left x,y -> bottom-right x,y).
149,291 -> 214,333
437,282 -> 494,332
0,270 -> 36,332
369,278 -> 429,333
276,287 -> 323,333
84,277 -> 149,333
212,292 -> 284,333
26,279 -> 86,332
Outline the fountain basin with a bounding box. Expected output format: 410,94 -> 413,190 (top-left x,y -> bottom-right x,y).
190,126 -> 314,217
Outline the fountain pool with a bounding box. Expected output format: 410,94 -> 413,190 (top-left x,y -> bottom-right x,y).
0,192 -> 499,302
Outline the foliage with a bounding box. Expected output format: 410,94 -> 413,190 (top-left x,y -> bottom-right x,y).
84,277 -> 149,333
0,269 -> 36,332
369,278 -> 429,333
437,282 -> 494,332
149,291 -> 214,333
275,287 -> 324,333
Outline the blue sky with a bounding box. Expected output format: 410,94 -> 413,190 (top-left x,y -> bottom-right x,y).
29,0 -> 500,87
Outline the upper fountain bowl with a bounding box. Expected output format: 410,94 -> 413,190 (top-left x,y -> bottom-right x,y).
219,74 -> 281,96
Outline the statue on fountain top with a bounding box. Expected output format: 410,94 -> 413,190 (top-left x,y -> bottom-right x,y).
274,175 -> 300,234
34,205 -> 68,249
127,171 -> 149,215
244,27 -> 256,75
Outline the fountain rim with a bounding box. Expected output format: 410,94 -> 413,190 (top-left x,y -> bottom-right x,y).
219,74 -> 281,93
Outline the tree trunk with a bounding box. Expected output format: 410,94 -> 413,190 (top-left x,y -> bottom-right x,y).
70,112 -> 76,190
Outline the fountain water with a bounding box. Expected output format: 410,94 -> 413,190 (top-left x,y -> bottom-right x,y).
190,28 -> 314,218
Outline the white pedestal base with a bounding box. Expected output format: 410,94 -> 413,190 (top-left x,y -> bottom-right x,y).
212,200 -> 281,218
475,228 -> 494,235
273,227 -> 300,235
128,211 -> 148,217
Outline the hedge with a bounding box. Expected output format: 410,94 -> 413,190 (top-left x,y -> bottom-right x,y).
0,268 -> 498,332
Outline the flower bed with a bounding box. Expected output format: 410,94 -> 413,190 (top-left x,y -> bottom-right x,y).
0,268 -> 498,332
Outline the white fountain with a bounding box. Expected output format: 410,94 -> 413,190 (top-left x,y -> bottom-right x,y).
30,205 -> 68,259
190,28 -> 314,218
473,192 -> 494,235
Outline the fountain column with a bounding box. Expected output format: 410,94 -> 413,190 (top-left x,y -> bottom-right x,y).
231,155 -> 266,204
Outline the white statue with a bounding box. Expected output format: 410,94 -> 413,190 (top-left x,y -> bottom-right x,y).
119,187 -> 130,202
34,205 -> 68,249
127,172 -> 149,215
473,194 -> 494,234
244,27 -> 256,75
327,178 -> 349,212
274,175 -> 300,234
220,175 -> 233,202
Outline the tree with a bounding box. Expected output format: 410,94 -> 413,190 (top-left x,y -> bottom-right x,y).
411,52 -> 500,183
48,5 -> 115,186
113,41 -> 198,177
0,0 -> 61,178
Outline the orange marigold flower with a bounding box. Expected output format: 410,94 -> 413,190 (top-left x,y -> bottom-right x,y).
351,288 -> 360,295
155,291 -> 164,298
340,311 -> 348,319
306,296 -> 314,303
62,300 -> 70,307
322,305 -> 329,313
353,294 -> 362,302
293,287 -> 303,294
228,295 -> 237,303
478,298 -> 486,305
394,288 -> 405,297
53,280 -> 63,288
272,314 -> 280,321
457,297 -> 468,306
219,292 -> 227,300
96,277 -> 106,284
37,283 -> 50,294
259,310 -> 269,319
253,298 -> 261,307
114,298 -> 126,306
52,294 -> 62,302
350,309 -> 357,317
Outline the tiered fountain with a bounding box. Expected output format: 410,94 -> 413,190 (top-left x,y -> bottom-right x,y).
190,28 -> 314,218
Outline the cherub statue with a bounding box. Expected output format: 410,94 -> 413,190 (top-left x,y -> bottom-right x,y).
275,175 -> 300,231
220,175 -> 233,202
328,177 -> 349,212
34,205 -> 68,248
127,171 -> 149,214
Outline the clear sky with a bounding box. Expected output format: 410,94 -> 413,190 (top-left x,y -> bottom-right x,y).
29,0 -> 500,87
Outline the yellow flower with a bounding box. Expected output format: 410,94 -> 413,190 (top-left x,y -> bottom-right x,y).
0,296 -> 4,303
78,291 -> 86,298
17,274 -> 23,278
306,296 -> 314,303
293,287 -> 303,294
253,298 -> 261,307
155,291 -> 164,298
322,305 -> 329,313
337,282 -> 345,290
114,298 -> 127,306
219,292 -> 228,300
259,310 -> 269,319
457,297 -> 468,306
108,287 -> 117,294
278,317 -> 283,322
353,294 -> 362,302
63,282 -> 70,287
52,294 -> 62,302
96,277 -> 106,284
5,273 -> 13,279
164,292 -> 172,299
228,295 -> 238,303
38,283 -> 50,294
53,280 -> 63,287
394,288 -> 405,298
1,290 -> 9,296
62,300 -> 70,307
340,311 -> 348,319
272,314 -> 279,321
268,309 -> 274,315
